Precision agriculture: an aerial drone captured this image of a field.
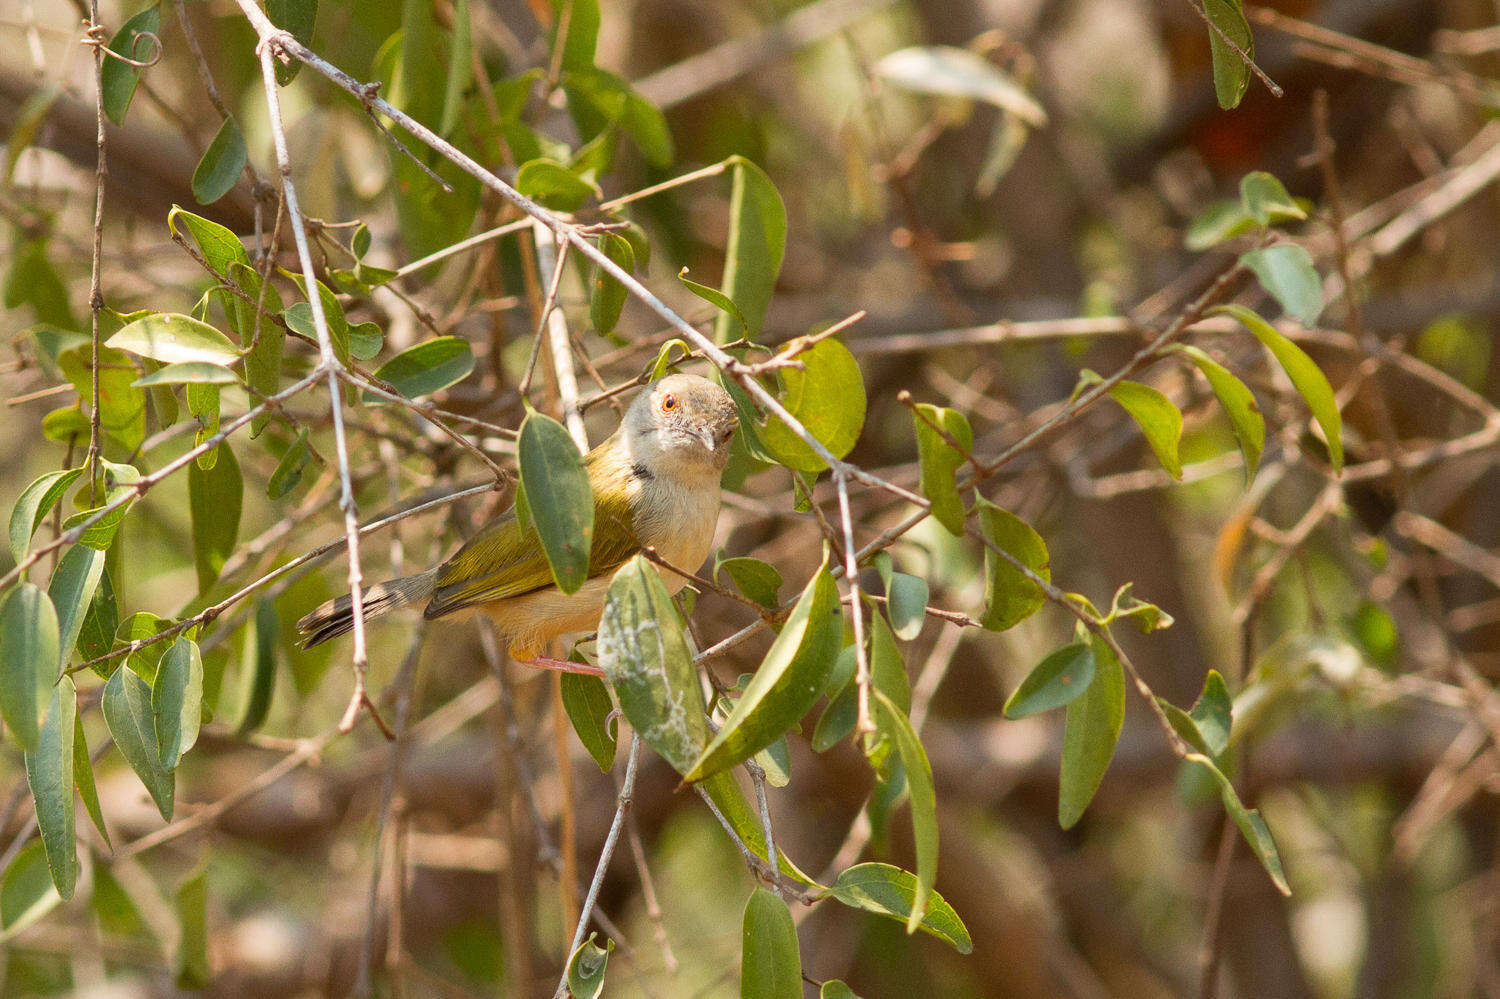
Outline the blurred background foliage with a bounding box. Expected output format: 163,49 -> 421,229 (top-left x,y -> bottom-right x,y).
4,0 -> 1500,997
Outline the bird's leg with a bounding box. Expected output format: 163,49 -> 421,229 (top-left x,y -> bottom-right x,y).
519,656 -> 606,677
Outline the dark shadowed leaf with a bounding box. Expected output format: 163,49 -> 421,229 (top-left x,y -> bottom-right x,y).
516,158 -> 599,212
101,5 -> 159,125
1188,753 -> 1290,895
103,665 -> 175,821
74,719 -> 109,846
236,600 -> 278,736
758,337 -> 866,472
367,336 -> 474,401
266,0 -> 318,85
1175,344 -> 1264,479
685,561 -> 842,782
829,862 -> 972,954
189,443 -> 241,594
0,583 -> 59,751
77,563 -> 117,667
107,313 -> 241,366
913,403 -> 971,536
10,467 -> 84,561
192,116 -> 247,205
717,157 -> 785,343
977,499 -> 1049,631
1204,0 -> 1253,109
440,0 -> 472,135
1004,642 -> 1095,718
1059,635 -> 1124,828
741,887 -> 801,999
153,638 -> 203,770
24,677 -> 77,899
518,410 -> 594,593
267,429 -> 314,501
1240,244 -> 1323,327
549,0 -> 600,72
596,557 -> 709,775
590,231 -> 634,335
565,931 -> 613,999
872,690 -> 937,933
561,672 -> 617,772
1215,304 -> 1342,470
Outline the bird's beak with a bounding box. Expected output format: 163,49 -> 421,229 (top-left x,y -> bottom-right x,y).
697,426 -> 719,453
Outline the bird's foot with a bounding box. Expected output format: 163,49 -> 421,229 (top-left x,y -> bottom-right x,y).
519,655 -> 605,677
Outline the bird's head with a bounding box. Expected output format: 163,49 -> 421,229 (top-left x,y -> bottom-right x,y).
624,373 -> 739,477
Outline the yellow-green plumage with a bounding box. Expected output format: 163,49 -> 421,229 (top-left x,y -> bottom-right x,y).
297,373 -> 738,664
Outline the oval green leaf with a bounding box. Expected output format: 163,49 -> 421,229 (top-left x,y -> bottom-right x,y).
715,555 -> 783,610
741,887 -> 802,999
872,689 -> 937,933
24,676 -> 77,899
1240,244 -> 1323,327
1059,635 -> 1124,829
1004,641 -> 1096,719
9,467 -> 84,561
757,337 -> 866,473
829,862 -> 972,954
516,158 -> 599,212
0,842 -> 62,940
913,402 -> 972,536
168,206 -> 249,278
590,231 -> 634,336
1204,0 -> 1253,110
153,638 -> 203,771
101,5 -> 159,125
1239,171 -> 1306,226
560,671 -> 617,773
1176,344 -> 1264,479
976,499 -> 1049,631
132,361 -> 239,387
518,410 -> 594,594
48,544 -> 105,666
192,116 -> 247,205
565,931 -> 613,999
717,157 -> 786,343
0,583 -> 60,751
368,336 -> 475,401
107,313 -> 241,366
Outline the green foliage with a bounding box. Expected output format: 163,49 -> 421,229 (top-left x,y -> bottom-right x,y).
24,677 -> 77,899
565,932 -> 613,999
1203,0 -> 1253,109
741,888 -> 802,999
0,583 -> 60,752
266,0 -> 318,85
1059,635 -> 1125,828
10,468 -> 84,561
757,337 -> 867,472
1079,370 -> 1183,479
715,555 -> 783,609
174,866 -> 210,989
560,671 -> 618,772
717,157 -> 786,343
153,638 -> 204,771
101,5 -> 160,125
976,499 -> 1049,631
1004,641 -> 1095,718
189,444 -> 242,594
192,117 -> 248,205
235,600 -> 278,735
0,842 -> 62,941
107,313 -> 242,366
589,231 -> 635,335
103,664 -> 175,821
912,403 -> 972,536
368,336 -> 475,400
49,544 -> 105,666
828,863 -> 972,953
1175,344 -> 1264,478
1241,244 -> 1324,327
518,409 -> 594,593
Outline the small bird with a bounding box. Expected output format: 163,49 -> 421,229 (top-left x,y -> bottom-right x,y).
297,373 -> 738,674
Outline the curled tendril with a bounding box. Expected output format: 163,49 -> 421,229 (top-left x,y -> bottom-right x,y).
81,21 -> 163,69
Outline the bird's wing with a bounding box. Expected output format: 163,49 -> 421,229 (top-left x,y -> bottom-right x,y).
424,483 -> 641,619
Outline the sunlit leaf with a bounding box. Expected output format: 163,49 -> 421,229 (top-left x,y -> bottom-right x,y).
758,337 -> 866,472
549,0 -> 600,73
0,842 -> 61,940
48,544 -> 105,666
828,862 -> 972,954
913,403 -> 971,536
1204,0 -> 1253,110
872,690 -> 937,933
9,467 -> 84,561
168,206 -> 249,279
976,499 -> 1049,631
192,116 -> 247,205
1241,244 -> 1323,327
565,931 -> 613,999
107,313 -> 241,366
103,664 -> 175,821
1239,171 -> 1306,226
876,46 -> 1046,126
684,560 -> 842,782
1175,344 -> 1264,479
715,555 -> 783,610
132,362 -> 238,387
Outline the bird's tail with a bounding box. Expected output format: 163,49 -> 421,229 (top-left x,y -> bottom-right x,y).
296,569 -> 439,648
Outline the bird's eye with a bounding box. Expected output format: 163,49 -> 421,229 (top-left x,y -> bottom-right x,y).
660,394 -> 677,412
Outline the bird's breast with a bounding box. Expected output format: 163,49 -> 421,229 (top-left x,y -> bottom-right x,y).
632,477 -> 721,591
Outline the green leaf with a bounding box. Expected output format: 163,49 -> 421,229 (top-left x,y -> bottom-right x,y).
236,600 -> 278,736
77,565 -> 117,668
1187,753 -> 1291,895
1190,669 -> 1233,757
1214,304 -> 1342,470
829,862 -> 972,954
174,866 -> 210,989
1241,244 -> 1323,327
516,158 -> 599,212
5,239 -> 74,328
348,321 -> 384,360
1102,377 -> 1183,479
74,719 -> 109,846
822,983 -> 860,999
812,676 -> 857,752
715,556 -> 783,609
189,443 -> 241,594
565,931 -> 613,999
131,361 -> 238,387
192,116 -> 247,205
684,562 -> 842,782
560,672 -> 617,772
107,313 -> 241,366
1175,344 -> 1264,479
563,67 -> 674,167
0,583 -> 59,752
367,336 -> 474,401
103,665 -> 175,821
913,403 -> 972,536
1185,200 -> 1258,251
266,429 -> 314,501
48,544 -> 105,666
1204,0 -> 1253,110
439,0 -> 472,135
1004,641 -> 1095,719
42,407 -> 89,444
976,499 -> 1049,631
549,0 -> 600,73
101,4 -> 160,125
758,337 -> 866,472
740,888 -> 802,999
266,0 -> 318,85
285,273 -> 351,365
518,410 -> 594,593
10,467 -> 84,561
4,88 -> 60,187
225,262 -> 284,436
0,842 -> 62,940
717,157 -> 786,343
188,381 -> 222,471
61,461 -> 140,552
885,572 -> 928,642
589,232 -> 634,336
1239,171 -> 1306,226
24,676 -> 77,899
153,638 -> 203,771
1058,635 -> 1124,828
876,46 -> 1047,126
168,206 -> 249,279
57,344 -> 144,452
872,690 -> 937,933
869,608 -> 910,715
596,557 -> 710,775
